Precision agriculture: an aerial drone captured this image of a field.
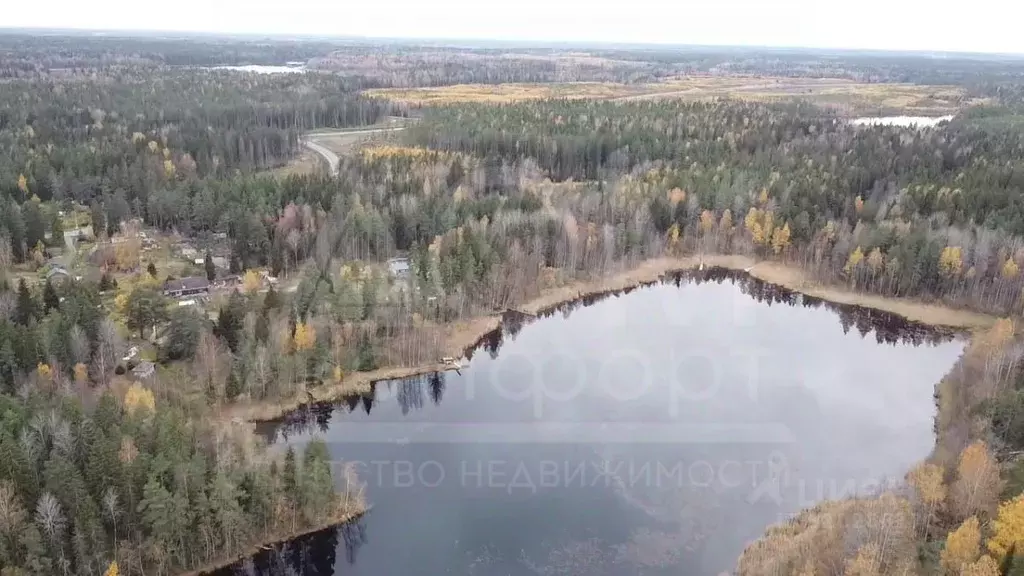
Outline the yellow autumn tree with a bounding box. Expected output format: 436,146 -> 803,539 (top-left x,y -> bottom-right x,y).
744,207 -> 765,246
104,561 -> 119,576
758,188 -> 769,206
333,365 -> 345,382
1003,258 -> 1020,280
963,556 -> 1000,576
953,440 -> 1001,521
770,222 -> 791,255
37,362 -> 52,380
73,363 -> 89,385
293,322 -> 316,352
114,291 -> 130,315
700,210 -> 715,235
988,494 -> 1024,561
984,318 -> 1015,350
147,140 -> 158,153
908,462 -> 946,530
17,173 -> 28,195
845,247 -> 865,274
124,383 -> 156,416
939,246 -> 964,277
663,222 -> 679,247
940,516 -> 981,574
243,269 -> 262,293
115,240 -> 140,271
163,159 -> 175,178
762,210 -> 775,241
845,543 -> 880,576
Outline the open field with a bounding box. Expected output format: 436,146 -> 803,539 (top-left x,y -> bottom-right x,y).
301,118 -> 414,171
365,76 -> 977,116
363,82 -> 651,104
268,149 -> 325,178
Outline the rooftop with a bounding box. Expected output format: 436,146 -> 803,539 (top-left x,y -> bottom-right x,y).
163,276 -> 211,292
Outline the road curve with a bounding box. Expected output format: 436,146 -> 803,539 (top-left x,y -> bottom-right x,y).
301,126 -> 407,176
301,139 -> 341,175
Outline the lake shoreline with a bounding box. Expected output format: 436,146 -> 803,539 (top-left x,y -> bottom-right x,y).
182,507 -> 368,576
221,253 -> 995,424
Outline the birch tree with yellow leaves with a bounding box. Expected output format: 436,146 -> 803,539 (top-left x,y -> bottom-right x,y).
952,441 -> 1002,521
988,494 -> 1024,562
940,516 -> 981,574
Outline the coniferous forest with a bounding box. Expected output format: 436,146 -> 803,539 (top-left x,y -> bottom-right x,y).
4,31 -> 1024,575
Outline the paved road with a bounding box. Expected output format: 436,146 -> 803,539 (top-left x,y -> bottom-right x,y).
301,126 -> 408,176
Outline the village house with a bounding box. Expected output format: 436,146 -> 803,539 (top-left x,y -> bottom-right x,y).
388,257 -> 411,278
45,264 -> 71,283
163,276 -> 210,298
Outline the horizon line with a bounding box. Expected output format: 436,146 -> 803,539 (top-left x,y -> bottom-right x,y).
3,25 -> 1024,60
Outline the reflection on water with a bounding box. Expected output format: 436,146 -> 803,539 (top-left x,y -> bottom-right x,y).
215,520 -> 365,576
232,268 -> 963,576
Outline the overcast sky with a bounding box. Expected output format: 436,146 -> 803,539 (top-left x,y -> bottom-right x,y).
7,0 -> 1024,55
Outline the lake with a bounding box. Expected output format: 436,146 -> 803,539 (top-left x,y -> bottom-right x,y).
850,115 -> 955,127
206,64 -> 307,74
212,269 -> 963,576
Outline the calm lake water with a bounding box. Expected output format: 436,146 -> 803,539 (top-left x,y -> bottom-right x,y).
850,115 -> 955,127
212,269 -> 963,576
206,64 -> 307,74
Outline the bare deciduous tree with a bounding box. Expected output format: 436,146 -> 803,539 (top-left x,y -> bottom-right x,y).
35,492 -> 65,543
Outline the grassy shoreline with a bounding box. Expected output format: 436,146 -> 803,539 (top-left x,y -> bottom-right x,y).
222,253 -> 995,424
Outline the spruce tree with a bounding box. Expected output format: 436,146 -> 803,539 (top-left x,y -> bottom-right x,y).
15,279 -> 36,326
42,280 -> 59,314
204,250 -> 215,282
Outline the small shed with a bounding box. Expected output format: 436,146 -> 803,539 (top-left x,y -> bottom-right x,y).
131,361 -> 155,380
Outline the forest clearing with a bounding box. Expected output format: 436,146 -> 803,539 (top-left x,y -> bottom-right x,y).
364,76 -> 971,115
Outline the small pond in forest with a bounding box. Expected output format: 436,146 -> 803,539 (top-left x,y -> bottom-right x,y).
850,115 -> 955,127
211,268 -> 964,576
